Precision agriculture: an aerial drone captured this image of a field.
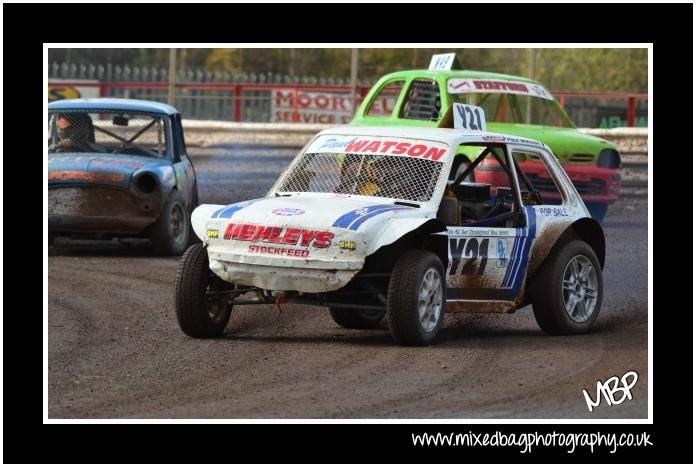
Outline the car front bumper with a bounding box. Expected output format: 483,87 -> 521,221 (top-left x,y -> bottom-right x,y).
48,186 -> 161,234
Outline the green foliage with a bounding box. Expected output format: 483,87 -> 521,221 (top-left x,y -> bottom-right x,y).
47,47 -> 647,92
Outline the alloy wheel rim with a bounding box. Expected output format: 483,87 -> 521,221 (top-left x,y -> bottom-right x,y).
418,267 -> 443,332
561,255 -> 598,323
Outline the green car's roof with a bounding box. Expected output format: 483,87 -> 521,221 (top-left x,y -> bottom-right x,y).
377,69 -> 544,85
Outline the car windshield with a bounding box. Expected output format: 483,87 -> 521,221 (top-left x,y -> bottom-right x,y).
48,110 -> 169,158
275,135 -> 448,202
450,93 -> 573,128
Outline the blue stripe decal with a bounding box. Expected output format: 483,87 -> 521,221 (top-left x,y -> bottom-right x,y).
507,237 -> 529,288
509,207 -> 537,291
213,199 -> 262,219
502,227 -> 523,287
500,207 -> 537,289
346,206 -> 412,231
332,204 -> 407,229
501,227 -> 522,287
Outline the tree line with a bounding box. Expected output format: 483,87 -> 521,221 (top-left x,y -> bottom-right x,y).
48,48 -> 647,92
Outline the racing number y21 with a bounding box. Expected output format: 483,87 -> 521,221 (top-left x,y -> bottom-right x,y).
450,238 -> 489,275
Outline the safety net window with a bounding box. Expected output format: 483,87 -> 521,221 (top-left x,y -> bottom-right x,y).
48,111 -> 169,158
276,152 -> 444,202
401,79 -> 441,121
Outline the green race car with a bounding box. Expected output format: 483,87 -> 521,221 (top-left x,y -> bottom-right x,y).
351,68 -> 621,222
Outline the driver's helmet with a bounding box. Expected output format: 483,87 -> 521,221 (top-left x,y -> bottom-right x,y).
56,112 -> 95,147
338,153 -> 362,177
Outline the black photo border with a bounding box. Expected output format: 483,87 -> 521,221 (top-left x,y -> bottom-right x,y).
6,2 -> 691,464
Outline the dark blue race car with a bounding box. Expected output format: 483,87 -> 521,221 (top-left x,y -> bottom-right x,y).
48,98 -> 198,255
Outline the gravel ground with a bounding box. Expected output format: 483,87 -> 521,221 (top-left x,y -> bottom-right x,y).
48,145 -> 648,419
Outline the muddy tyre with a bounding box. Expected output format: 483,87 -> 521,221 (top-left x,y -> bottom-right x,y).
329,307 -> 385,329
531,240 -> 603,335
152,191 -> 190,256
174,244 -> 232,338
386,250 -> 446,346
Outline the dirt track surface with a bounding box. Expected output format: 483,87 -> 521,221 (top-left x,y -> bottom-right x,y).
48,145 -> 649,418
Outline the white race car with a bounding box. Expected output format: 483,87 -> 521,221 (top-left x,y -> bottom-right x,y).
175,104 -> 605,346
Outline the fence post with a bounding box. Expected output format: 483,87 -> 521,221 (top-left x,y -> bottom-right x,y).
626,96 -> 636,127
168,48 -> 177,105
350,48 -> 358,114
234,85 -> 242,122
292,87 -> 299,123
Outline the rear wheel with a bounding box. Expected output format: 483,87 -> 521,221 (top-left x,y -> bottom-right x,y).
329,307 -> 385,329
531,240 -> 603,335
174,244 -> 233,338
386,250 -> 446,346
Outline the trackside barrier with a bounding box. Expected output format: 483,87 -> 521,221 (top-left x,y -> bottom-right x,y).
182,122 -> 647,196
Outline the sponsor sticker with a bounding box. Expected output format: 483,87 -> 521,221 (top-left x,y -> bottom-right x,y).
339,240 -> 357,250
306,135 -> 449,162
207,229 -> 219,239
497,238 -> 508,268
272,208 -> 305,216
248,245 -> 310,257
224,223 -> 334,248
447,78 -> 553,101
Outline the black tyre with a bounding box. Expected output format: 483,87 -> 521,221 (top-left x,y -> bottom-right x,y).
386,250 -> 446,346
329,307 -> 385,329
152,191 -> 190,255
174,243 -> 233,338
531,239 -> 603,335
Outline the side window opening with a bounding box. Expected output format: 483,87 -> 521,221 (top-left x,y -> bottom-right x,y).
366,80 -> 404,117
400,79 -> 441,121
511,151 -> 563,206
172,114 -> 187,159
48,110 -> 168,158
437,144 -> 524,229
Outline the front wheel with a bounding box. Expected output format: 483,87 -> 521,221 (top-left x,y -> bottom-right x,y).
531,240 -> 603,335
174,244 -> 233,337
152,192 -> 190,255
386,250 -> 446,346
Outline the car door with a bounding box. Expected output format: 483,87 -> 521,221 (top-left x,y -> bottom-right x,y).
445,145 -> 536,303
445,212 -> 534,302
170,114 -> 197,207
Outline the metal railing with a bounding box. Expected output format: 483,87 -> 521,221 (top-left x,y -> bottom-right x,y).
48,62 -> 648,127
